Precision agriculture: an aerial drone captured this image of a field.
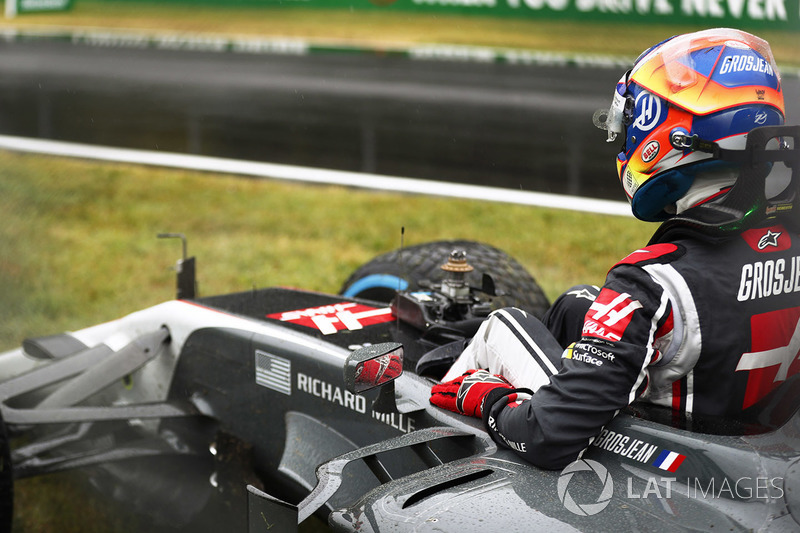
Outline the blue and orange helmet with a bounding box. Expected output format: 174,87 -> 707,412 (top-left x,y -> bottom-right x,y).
595,28 -> 785,222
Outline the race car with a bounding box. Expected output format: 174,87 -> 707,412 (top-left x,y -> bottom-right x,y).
0,237 -> 797,532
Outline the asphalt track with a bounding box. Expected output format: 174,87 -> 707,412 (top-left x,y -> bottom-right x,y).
0,38 -> 797,201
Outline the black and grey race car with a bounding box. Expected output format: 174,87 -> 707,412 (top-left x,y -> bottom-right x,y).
0,237 -> 798,532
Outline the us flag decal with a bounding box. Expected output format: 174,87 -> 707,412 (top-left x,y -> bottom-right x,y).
255,350 -> 291,395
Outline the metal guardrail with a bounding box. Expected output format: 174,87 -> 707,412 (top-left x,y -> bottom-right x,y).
0,134 -> 633,216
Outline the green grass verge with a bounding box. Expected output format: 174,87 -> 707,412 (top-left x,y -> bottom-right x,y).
0,1 -> 796,66
0,149 -> 656,352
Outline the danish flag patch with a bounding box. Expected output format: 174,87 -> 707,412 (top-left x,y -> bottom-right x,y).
582,289 -> 643,342
736,307 -> 800,409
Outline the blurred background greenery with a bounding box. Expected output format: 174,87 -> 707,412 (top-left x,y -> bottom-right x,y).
0,1 -> 797,66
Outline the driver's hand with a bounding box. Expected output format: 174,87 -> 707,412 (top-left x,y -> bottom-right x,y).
430,369 -> 515,418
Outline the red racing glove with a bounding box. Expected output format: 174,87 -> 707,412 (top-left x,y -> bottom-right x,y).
430,369 -> 517,418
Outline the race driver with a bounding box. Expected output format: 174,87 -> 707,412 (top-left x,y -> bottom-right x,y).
430,28 -> 800,470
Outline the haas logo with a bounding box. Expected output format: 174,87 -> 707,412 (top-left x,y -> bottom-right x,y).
582,289 -> 642,342
633,92 -> 662,132
268,302 -> 393,335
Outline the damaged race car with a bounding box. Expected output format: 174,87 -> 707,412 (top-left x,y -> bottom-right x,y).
0,236 -> 798,532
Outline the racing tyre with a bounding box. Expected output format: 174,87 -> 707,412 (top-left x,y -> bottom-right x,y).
340,240 -> 550,318
0,411 -> 11,533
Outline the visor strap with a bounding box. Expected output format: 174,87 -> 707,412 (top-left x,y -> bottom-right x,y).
670,131 -> 798,167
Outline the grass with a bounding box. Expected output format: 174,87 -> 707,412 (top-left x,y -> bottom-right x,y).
0,150 -> 657,353
0,1 -> 797,66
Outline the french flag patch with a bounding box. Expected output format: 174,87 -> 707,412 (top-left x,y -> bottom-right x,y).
652,450 -> 686,472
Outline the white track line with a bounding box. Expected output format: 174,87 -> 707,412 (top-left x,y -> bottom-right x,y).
0,134 -> 632,217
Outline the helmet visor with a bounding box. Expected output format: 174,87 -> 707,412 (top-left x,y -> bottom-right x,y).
630,28 -> 782,115
631,28 -> 780,92
595,29 -> 782,139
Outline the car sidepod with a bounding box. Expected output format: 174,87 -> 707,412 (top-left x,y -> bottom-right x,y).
327,409 -> 800,532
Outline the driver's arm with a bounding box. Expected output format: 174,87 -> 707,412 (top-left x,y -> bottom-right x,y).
482,264 -> 674,470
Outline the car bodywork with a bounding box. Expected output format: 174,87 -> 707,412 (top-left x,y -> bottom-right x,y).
0,242 -> 799,533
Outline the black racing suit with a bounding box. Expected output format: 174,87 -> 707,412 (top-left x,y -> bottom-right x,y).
483,221 -> 800,469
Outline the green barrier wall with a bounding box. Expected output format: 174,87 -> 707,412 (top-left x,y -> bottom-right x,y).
7,0 -> 73,15
101,0 -> 799,30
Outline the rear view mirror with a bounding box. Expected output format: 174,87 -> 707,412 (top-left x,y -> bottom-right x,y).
344,342 -> 403,394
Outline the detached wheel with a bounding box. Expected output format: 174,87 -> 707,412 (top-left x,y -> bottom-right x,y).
340,240 -> 550,318
0,412 -> 11,533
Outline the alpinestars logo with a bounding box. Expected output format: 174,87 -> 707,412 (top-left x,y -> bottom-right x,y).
742,226 -> 790,253
758,229 -> 781,250
566,287 -> 598,301
583,289 -> 642,342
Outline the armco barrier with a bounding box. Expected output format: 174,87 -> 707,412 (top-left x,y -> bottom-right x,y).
0,134 -> 634,216
100,0 -> 799,30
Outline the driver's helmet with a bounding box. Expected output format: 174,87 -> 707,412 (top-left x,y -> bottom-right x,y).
595,28 -> 785,222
